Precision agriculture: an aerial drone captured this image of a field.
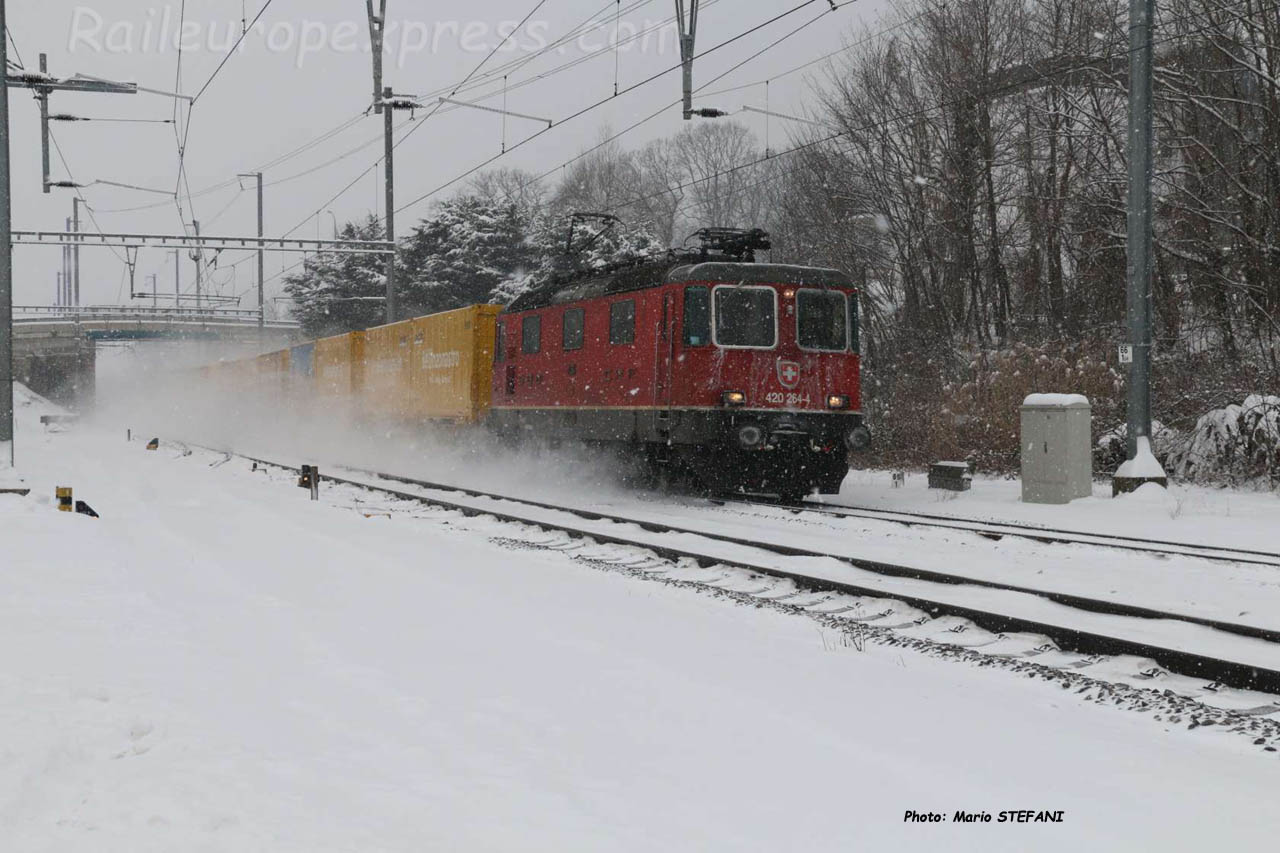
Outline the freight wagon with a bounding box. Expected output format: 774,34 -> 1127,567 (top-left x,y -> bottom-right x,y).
217,305 -> 500,426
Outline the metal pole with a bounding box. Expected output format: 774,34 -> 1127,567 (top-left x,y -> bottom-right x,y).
367,1 -> 386,114
192,218 -> 202,311
1,0 -> 13,466
72,197 -> 81,306
1123,0 -> 1158,470
383,86 -> 396,323
61,230 -> 69,306
256,173 -> 264,330
56,271 -> 62,306
38,53 -> 50,193
676,0 -> 699,119
173,248 -> 180,305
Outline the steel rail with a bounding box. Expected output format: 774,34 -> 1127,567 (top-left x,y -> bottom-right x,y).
189,444 -> 1280,694
751,499 -> 1280,569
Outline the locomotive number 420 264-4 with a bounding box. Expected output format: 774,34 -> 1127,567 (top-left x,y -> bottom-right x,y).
764,392 -> 812,406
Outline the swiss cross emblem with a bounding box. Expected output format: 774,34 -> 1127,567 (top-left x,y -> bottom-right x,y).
777,360 -> 801,389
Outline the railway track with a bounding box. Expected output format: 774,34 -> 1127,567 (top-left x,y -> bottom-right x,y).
181,441 -> 1280,704
742,499 -> 1280,570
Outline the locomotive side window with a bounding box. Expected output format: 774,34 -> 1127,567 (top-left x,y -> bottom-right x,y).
522,315 -> 541,354
609,300 -> 635,345
683,286 -> 710,346
713,285 -> 776,348
494,321 -> 505,362
563,308 -> 585,351
796,289 -> 848,351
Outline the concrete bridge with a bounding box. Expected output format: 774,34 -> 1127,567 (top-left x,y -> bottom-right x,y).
11,305 -> 301,409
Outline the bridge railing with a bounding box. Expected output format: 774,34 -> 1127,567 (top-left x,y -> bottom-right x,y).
13,305 -> 299,327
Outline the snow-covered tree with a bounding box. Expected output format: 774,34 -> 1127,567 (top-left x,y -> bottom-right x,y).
400,196 -> 536,313
283,215 -> 392,338
494,213 -> 664,305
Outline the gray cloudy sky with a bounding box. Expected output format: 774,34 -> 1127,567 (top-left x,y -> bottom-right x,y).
6,1 -> 888,307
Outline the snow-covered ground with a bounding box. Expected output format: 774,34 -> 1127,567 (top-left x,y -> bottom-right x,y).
5,383 -> 1280,850
830,466 -> 1280,552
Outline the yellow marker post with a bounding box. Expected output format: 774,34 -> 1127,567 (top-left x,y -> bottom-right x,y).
56,487 -> 73,512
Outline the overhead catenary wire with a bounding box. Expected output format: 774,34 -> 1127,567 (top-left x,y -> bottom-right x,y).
393,0 -> 835,217
247,0 -> 1259,296
190,0 -> 277,104
250,0 -> 846,296
46,126 -> 128,266
698,10 -> 915,99
602,0 -> 1280,216
264,0 -> 829,276
411,0 -> 727,116
94,110 -> 369,215
172,0 -> 195,229
393,0 -> 553,148
98,1 -> 678,230
410,0 -> 668,103
32,0 -> 1274,313
89,2 -> 665,227
174,0 -> 275,231
277,0 -> 555,243
6,24 -> 25,67
532,0 -> 851,186
203,0 -> 1249,301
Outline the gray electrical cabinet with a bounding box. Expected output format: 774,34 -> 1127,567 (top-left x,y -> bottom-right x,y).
1020,394 -> 1093,504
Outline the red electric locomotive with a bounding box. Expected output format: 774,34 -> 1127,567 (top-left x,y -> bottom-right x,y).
488,229 -> 871,500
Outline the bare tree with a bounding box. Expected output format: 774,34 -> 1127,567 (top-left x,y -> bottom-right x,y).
469,167 -> 546,221
672,122 -> 769,232
631,137 -> 686,246
551,128 -> 642,218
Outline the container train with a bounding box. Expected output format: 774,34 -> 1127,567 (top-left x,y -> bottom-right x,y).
201,229 -> 870,500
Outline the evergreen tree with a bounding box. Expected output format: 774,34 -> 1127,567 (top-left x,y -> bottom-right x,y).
400,196 -> 536,313
494,214 -> 663,305
283,215 -> 393,338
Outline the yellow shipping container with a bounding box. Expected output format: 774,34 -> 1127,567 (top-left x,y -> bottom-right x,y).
253,349 -> 291,396
361,305 -> 498,425
315,331 -> 366,400
408,304 -> 499,423
362,319 -> 417,421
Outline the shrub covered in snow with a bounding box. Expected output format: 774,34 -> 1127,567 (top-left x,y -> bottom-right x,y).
1095,420 -> 1181,474
1163,396 -> 1280,485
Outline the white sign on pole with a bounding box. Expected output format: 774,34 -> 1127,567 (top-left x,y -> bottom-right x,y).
1118,344 -> 1134,364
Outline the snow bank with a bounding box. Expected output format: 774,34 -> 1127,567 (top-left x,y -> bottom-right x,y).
11,381 -> 65,416
1115,436 -> 1167,479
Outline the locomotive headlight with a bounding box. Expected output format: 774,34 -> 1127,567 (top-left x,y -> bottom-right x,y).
827,394 -> 850,410
722,390 -> 747,407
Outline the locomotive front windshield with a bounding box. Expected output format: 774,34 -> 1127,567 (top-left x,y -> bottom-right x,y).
797,289 -> 849,351
714,286 -> 777,348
